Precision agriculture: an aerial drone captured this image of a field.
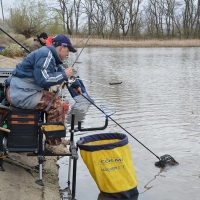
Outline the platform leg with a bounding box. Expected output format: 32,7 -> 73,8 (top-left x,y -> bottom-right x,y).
35,127 -> 44,186
35,156 -> 44,186
67,156 -> 72,186
71,157 -> 78,200
0,117 -> 5,172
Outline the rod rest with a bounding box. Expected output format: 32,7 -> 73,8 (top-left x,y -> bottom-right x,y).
76,118 -> 108,132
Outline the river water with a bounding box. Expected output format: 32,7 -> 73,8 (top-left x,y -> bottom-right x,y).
58,47 -> 200,200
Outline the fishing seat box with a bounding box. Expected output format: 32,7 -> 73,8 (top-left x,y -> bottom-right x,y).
7,106 -> 39,152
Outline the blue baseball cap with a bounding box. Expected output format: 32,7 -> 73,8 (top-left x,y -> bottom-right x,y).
52,34 -> 76,53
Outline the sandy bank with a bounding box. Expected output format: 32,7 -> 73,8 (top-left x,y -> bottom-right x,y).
0,55 -> 22,68
0,153 -> 60,200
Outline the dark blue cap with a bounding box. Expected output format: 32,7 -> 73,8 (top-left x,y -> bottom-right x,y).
52,34 -> 76,53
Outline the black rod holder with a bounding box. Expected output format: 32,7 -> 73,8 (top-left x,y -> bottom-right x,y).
78,118 -> 108,132
71,157 -> 78,200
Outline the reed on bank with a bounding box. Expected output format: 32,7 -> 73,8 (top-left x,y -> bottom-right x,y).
70,38 -> 200,48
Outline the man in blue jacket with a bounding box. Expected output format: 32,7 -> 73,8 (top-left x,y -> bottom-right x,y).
6,34 -> 81,154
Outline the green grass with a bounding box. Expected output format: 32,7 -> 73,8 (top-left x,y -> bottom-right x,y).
0,45 -> 27,58
0,32 -> 28,58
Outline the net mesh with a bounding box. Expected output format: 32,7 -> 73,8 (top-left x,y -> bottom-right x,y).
155,154 -> 179,168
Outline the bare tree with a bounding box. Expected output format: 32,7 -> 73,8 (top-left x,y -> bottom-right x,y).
73,0 -> 81,35
170,0 -> 184,38
195,0 -> 200,38
183,0 -> 198,39
108,0 -> 121,38
81,0 -> 96,35
129,0 -> 143,39
0,0 -> 4,21
6,0 -> 200,40
57,0 -> 73,35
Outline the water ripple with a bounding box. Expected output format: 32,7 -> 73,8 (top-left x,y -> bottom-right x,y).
61,47 -> 200,200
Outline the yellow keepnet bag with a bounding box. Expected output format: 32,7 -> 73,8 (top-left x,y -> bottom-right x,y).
77,133 -> 138,198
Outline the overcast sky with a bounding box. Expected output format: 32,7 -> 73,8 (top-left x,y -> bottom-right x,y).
0,0 -> 50,19
0,0 -> 16,19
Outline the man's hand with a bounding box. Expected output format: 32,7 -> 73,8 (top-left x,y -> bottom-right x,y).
65,67 -> 75,78
73,87 -> 82,94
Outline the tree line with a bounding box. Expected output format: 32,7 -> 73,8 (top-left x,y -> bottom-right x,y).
2,0 -> 200,40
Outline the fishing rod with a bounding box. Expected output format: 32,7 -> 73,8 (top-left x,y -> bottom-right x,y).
45,27 -> 97,112
79,93 -> 179,168
71,27 -> 97,68
0,28 -> 30,53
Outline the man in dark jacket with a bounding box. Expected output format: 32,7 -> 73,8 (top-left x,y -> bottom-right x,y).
6,34 -> 81,153
29,32 -> 48,52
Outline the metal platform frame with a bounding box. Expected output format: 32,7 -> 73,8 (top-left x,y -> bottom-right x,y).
0,112 -> 78,200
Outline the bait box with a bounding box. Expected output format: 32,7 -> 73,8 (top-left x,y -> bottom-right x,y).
40,122 -> 66,139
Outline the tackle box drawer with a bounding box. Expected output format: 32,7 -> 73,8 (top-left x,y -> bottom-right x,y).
8,113 -> 38,121
9,114 -> 36,119
9,120 -> 36,125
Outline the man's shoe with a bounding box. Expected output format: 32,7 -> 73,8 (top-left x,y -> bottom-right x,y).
46,144 -> 69,154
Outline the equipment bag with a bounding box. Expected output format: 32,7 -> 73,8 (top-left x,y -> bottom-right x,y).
77,133 -> 139,198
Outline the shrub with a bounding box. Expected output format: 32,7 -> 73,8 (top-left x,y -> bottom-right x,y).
0,46 -> 26,58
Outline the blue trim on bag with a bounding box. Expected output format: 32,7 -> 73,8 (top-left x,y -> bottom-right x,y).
68,76 -> 94,103
101,187 -> 139,199
76,133 -> 128,151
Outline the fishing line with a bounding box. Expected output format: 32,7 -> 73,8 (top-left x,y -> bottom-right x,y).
79,93 -> 179,168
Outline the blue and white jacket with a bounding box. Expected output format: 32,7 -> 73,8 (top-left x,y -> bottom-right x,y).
7,46 -> 79,109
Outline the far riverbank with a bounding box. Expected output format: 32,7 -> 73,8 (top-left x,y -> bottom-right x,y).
69,38 -> 200,48
19,36 -> 200,49
1,34 -> 200,57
